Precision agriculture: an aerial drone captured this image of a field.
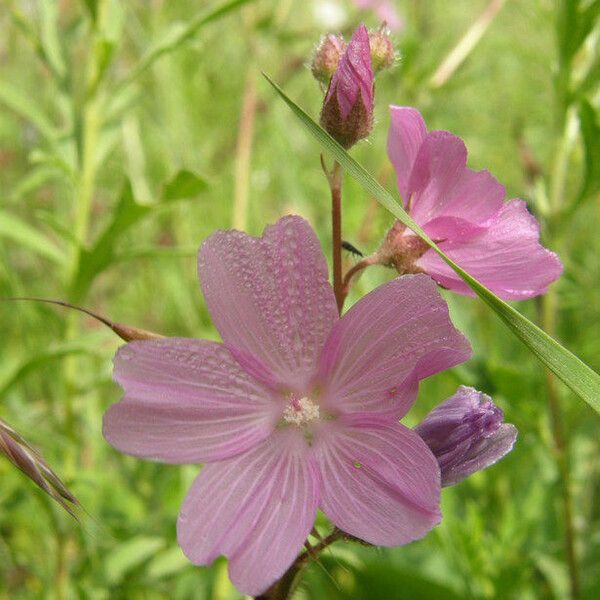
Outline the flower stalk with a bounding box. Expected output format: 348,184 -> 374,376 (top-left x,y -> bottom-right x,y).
322,157 -> 344,313
256,529 -> 346,600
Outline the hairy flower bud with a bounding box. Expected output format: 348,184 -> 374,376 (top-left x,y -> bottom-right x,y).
320,24 -> 374,149
376,221 -> 430,274
369,28 -> 395,73
415,386 -> 517,487
311,34 -> 347,85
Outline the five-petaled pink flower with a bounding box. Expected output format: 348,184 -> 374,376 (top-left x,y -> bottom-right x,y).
103,216 -> 473,595
383,107 -> 562,300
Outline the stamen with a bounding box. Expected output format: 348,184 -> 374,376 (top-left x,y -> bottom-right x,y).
283,396 -> 320,426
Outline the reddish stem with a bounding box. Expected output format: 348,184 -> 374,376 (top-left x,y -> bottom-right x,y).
340,254 -> 380,309
323,158 -> 344,314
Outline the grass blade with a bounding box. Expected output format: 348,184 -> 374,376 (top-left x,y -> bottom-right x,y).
263,74 -> 600,414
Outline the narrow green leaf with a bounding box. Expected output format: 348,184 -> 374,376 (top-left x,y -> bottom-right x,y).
118,0 -> 256,90
0,78 -> 58,141
263,74 -> 600,414
0,210 -> 65,265
71,171 -> 208,301
162,170 -> 209,201
575,100 -> 600,205
40,0 -> 67,80
105,536 -> 164,584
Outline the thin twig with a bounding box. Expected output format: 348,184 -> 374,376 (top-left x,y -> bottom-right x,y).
2,297 -> 163,342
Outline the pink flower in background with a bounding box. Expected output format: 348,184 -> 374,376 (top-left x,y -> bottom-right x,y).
103,216 -> 472,595
383,107 -> 562,300
415,386 -> 517,486
321,24 -> 374,148
354,0 -> 404,32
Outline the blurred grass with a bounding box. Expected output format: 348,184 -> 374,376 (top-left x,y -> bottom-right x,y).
0,0 -> 599,598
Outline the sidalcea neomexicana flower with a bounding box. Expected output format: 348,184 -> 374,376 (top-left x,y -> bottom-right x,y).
103,216 -> 514,596
379,107 -> 563,300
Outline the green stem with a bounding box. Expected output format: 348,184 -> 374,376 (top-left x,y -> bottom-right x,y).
539,101 -> 580,600
57,5 -> 107,594
539,291 -> 580,600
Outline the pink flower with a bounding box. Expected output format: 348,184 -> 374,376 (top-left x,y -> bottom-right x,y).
354,0 -> 404,32
384,107 -> 563,300
103,216 -> 471,596
320,24 -> 374,148
415,386 -> 517,486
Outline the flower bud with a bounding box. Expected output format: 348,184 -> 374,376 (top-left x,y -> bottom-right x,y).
369,28 -> 395,73
376,221 -> 430,274
415,386 -> 517,487
311,34 -> 347,85
320,24 -> 374,149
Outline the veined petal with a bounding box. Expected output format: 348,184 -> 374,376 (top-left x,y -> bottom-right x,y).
104,339 -> 281,463
387,108 -> 504,232
417,200 -> 563,300
445,423 -> 517,486
314,416 -> 441,546
410,136 -> 506,235
387,106 -> 427,203
317,274 -> 471,418
325,24 -> 373,119
198,216 -> 338,392
177,428 -> 320,596
421,168 -> 505,241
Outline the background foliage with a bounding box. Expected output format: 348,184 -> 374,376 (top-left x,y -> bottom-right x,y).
0,1 -> 599,598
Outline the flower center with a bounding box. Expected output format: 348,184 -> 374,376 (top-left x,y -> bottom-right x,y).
283,396 -> 320,426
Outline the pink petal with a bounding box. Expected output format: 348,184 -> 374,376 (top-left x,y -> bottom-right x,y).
388,109 -> 505,234
317,274 -> 471,418
421,167 -> 506,241
104,339 -> 281,463
325,24 -> 373,119
314,416 -> 441,546
177,428 -> 320,596
410,134 -> 506,233
417,200 -> 563,299
387,106 -> 427,203
198,216 -> 338,392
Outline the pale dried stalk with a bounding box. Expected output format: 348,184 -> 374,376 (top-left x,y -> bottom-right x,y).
430,0 -> 507,88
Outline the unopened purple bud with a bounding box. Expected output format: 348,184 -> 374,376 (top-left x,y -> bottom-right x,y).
320,24 -> 374,149
311,34 -> 347,85
369,28 -> 395,73
415,386 -> 517,487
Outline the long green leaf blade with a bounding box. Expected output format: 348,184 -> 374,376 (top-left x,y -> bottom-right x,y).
263,74 -> 600,414
118,0 -> 255,90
